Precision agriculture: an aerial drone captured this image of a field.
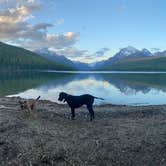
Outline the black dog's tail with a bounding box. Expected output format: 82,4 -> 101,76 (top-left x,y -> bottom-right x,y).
94,96 -> 104,100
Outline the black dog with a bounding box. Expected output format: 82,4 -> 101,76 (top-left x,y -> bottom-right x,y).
58,92 -> 104,121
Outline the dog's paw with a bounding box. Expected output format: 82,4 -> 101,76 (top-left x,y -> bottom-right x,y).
71,117 -> 75,120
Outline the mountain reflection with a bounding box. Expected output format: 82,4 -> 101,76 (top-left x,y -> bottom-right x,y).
101,73 -> 166,94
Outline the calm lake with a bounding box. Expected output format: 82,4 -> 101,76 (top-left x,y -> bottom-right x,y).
1,71 -> 166,105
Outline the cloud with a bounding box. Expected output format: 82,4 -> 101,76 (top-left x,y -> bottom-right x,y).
27,0 -> 35,3
29,32 -> 79,50
0,1 -> 42,41
95,48 -> 110,56
0,0 -> 78,50
150,48 -> 161,52
54,18 -> 64,26
46,32 -> 79,48
0,0 -> 8,3
32,23 -> 53,30
0,4 -> 41,23
51,47 -> 87,57
51,47 -> 110,63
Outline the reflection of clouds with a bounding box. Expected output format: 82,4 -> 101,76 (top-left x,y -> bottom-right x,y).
114,85 -> 152,95
11,78 -> 117,105
120,86 -> 137,95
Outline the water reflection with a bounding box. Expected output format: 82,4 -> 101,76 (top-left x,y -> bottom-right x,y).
1,71 -> 166,105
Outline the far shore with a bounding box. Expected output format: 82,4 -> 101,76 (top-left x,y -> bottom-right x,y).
25,69 -> 166,74
0,97 -> 166,165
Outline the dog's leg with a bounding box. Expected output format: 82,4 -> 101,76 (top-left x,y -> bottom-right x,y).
87,105 -> 94,121
71,108 -> 75,120
26,102 -> 33,114
92,107 -> 95,120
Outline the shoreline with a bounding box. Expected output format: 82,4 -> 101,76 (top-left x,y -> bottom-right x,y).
6,96 -> 166,107
0,97 -> 166,165
17,69 -> 166,74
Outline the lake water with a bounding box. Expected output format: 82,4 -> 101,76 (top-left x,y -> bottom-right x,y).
1,71 -> 166,105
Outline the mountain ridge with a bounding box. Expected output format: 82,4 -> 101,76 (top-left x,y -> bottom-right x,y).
35,48 -> 91,70
94,46 -> 166,71
0,42 -> 75,71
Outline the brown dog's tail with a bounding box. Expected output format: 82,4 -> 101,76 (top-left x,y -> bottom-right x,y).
94,96 -> 104,100
30,96 -> 40,110
36,96 -> 41,101
32,96 -> 40,104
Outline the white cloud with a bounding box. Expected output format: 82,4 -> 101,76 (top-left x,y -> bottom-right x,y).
0,0 -> 79,50
52,47 -> 87,57
51,47 -> 110,63
150,48 -> 161,52
22,32 -> 79,50
95,48 -> 110,57
27,0 -> 34,3
54,18 -> 64,26
0,5 -> 39,23
0,0 -> 9,3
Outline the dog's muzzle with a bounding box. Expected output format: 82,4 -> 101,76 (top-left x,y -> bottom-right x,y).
58,97 -> 63,101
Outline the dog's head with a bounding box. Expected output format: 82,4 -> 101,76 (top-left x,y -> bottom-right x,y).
58,92 -> 68,102
19,100 -> 27,109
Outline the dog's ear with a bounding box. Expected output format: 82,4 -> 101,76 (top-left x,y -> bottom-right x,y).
19,100 -> 23,104
19,100 -> 24,109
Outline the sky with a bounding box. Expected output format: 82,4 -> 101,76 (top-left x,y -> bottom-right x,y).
0,0 -> 166,63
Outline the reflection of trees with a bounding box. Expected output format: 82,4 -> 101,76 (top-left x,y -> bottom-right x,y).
0,71 -> 75,96
100,73 -> 166,94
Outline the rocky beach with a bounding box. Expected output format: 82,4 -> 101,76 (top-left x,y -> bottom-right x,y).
0,97 -> 166,166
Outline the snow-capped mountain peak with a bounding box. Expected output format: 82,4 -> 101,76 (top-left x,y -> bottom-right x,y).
119,46 -> 138,56
141,48 -> 153,56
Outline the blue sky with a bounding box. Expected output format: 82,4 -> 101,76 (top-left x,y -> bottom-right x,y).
0,0 -> 166,63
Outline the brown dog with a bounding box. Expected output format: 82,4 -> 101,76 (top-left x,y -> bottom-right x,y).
19,96 -> 40,114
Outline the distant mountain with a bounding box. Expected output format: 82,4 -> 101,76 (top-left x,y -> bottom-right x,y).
36,48 -> 91,70
113,46 -> 139,60
94,46 -> 156,70
73,61 -> 91,70
35,46 -> 166,71
36,46 -> 166,71
141,48 -> 153,57
90,60 -> 107,70
108,46 -> 153,63
154,50 -> 166,56
0,42 -> 75,70
36,48 -> 74,66
100,56 -> 166,71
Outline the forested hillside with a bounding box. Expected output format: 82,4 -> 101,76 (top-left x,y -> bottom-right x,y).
101,56 -> 166,71
0,42 -> 75,70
